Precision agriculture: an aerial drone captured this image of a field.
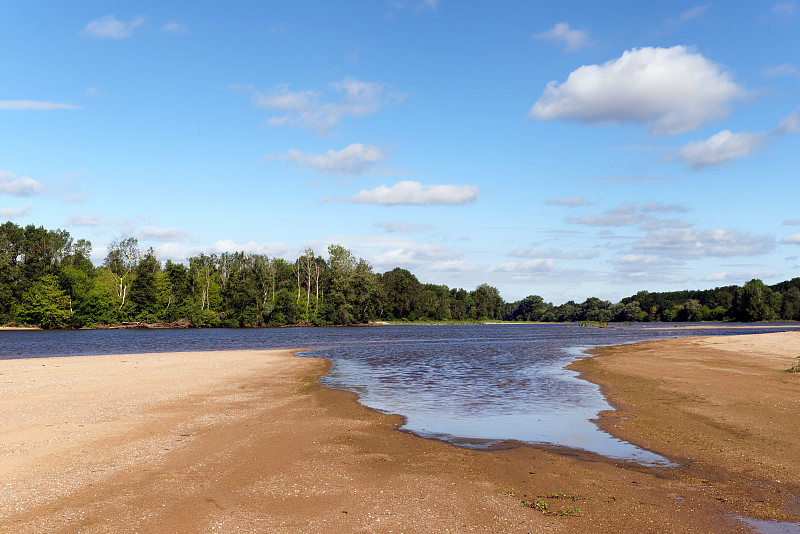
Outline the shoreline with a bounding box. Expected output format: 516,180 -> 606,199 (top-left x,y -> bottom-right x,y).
1,336 -> 798,531
569,331 -> 800,526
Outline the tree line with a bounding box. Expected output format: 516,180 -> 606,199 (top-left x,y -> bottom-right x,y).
1,222 -> 797,329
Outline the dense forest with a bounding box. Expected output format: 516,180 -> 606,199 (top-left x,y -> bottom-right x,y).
1,222 -> 798,329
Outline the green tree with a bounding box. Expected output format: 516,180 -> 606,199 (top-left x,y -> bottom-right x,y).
130,248 -> 160,318
17,274 -> 72,329
735,279 -> 781,321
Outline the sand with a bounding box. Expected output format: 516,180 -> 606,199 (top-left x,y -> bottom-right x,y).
1,331 -> 799,533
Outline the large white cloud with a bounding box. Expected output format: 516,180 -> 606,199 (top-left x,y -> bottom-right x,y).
330,181 -> 479,206
529,46 -> 746,135
0,170 -> 45,196
272,144 -> 388,175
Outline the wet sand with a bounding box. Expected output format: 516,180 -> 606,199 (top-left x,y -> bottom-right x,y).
1,332 -> 798,532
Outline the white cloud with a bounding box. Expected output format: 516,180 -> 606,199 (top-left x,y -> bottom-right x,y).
366,242 -> 464,271
677,108 -> 800,168
0,100 -> 81,111
535,22 -> 590,53
209,240 -> 296,257
529,46 -> 746,136
375,221 -> 434,233
678,130 -> 767,169
83,14 -> 146,39
633,228 -> 776,258
640,201 -> 689,213
565,203 -> 643,227
0,170 -> 45,196
545,196 -> 594,207
775,108 -> 800,135
85,87 -> 105,98
610,253 -> 682,272
763,63 -> 800,77
330,181 -> 479,206
771,1 -> 798,16
136,226 -> 192,243
386,0 -> 440,14
784,219 -> 800,226
162,21 -> 188,34
61,193 -> 87,204
272,144 -> 388,175
510,248 -> 598,260
782,232 -> 800,244
0,204 -> 33,219
494,259 -> 557,273
587,176 -> 680,183
65,212 -> 104,227
250,77 -> 406,135
674,4 -> 712,23
705,270 -> 781,283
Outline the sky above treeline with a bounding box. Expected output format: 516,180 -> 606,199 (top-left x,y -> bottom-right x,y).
1,1 -> 799,304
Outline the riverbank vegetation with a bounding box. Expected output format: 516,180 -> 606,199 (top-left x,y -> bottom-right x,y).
2,222 -> 799,329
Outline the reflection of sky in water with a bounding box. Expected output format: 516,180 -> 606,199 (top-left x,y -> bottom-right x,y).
322,335 -> 670,465
3,323 -> 793,465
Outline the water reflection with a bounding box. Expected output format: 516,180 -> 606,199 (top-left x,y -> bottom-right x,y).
1,323 -> 793,464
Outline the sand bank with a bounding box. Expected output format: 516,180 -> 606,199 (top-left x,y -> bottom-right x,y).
2,334 -> 798,532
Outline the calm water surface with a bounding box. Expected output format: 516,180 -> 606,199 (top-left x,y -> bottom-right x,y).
1,323 -> 792,464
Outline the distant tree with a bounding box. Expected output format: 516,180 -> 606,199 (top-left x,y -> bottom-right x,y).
130,248 -> 160,317
17,274 -> 72,329
735,279 -> 781,321
104,237 -> 140,310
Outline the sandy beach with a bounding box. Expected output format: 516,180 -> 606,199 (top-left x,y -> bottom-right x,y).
1,332 -> 799,533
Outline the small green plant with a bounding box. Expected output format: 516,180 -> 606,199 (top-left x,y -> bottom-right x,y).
784,356 -> 800,373
521,499 -> 549,512
558,507 -> 582,516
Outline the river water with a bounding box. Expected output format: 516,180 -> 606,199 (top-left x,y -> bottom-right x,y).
0,323 -> 792,464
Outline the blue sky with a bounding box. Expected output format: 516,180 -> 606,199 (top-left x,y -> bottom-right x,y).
1,1 -> 799,304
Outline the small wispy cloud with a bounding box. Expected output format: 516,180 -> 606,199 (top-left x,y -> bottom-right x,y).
0,170 -> 45,196
534,22 -> 591,53
269,144 -> 389,175
0,100 -> 81,111
83,14 -> 147,39
763,63 -> 800,77
246,78 -> 406,135
677,108 -> 800,169
771,1 -> 798,16
545,196 -> 594,207
65,212 -> 105,227
374,221 -> 434,233
782,232 -> 800,245
0,204 -> 33,219
566,203 -> 643,227
586,176 -> 680,183
136,225 -> 192,243
324,181 -> 478,206
162,21 -> 188,34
